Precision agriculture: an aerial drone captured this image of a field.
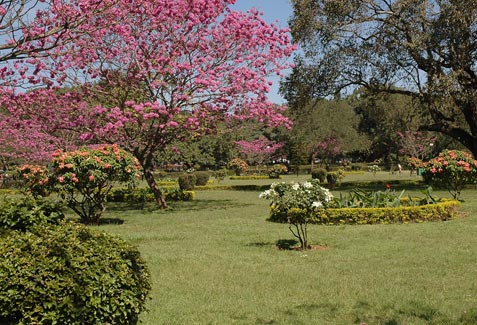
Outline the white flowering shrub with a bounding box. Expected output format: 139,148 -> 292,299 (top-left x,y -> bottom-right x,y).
260,179 -> 333,250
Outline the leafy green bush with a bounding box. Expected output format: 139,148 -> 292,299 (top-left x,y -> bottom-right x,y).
0,189 -> 19,195
0,223 -> 151,324
311,168 -> 327,182
194,171 -> 210,186
0,196 -> 64,232
178,173 -> 197,190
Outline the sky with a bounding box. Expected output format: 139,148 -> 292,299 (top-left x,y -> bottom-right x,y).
230,0 -> 294,104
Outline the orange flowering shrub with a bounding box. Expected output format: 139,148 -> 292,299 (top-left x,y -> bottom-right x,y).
227,157 -> 248,176
17,164 -> 52,197
20,144 -> 141,224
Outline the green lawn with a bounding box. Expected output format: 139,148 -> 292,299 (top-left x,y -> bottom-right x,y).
94,173 -> 477,324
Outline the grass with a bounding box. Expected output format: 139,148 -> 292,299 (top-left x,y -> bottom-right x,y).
93,173 -> 477,325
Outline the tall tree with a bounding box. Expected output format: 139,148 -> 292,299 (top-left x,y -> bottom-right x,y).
283,0 -> 477,157
1,0 -> 296,207
288,99 -> 370,167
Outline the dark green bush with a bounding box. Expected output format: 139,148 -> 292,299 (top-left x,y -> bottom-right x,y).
194,171 -> 210,186
178,173 -> 197,190
0,196 -> 64,232
0,223 -> 151,324
311,168 -> 327,182
326,172 -> 337,187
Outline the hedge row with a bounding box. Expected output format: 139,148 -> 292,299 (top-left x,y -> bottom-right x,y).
268,200 -> 460,225
107,187 -> 194,203
193,184 -> 271,191
229,175 -> 277,180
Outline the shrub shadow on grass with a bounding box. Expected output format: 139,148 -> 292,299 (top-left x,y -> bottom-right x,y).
352,300 -> 451,325
167,199 -> 252,212
99,218 -> 125,225
247,239 -> 298,250
107,199 -> 252,213
276,239 -> 299,250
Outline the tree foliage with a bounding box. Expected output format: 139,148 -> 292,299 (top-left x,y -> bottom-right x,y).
288,98 -> 370,165
284,0 -> 477,157
0,1 -> 296,208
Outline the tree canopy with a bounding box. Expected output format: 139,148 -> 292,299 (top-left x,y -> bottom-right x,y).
0,0 -> 296,207
283,0 -> 477,157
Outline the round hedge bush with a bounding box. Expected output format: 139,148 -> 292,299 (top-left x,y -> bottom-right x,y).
0,223 -> 151,324
178,173 -> 197,190
311,168 -> 327,182
194,171 -> 210,186
0,196 -> 64,232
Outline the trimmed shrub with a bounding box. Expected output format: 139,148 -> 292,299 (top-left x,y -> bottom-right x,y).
178,173 -> 197,190
0,223 -> 151,324
0,189 -> 19,195
326,172 -> 337,187
268,200 -> 460,225
0,196 -> 64,232
311,168 -> 327,182
194,171 -> 210,186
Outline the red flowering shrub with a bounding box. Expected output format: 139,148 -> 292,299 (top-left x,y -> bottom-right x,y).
422,150 -> 477,199
407,157 -> 423,173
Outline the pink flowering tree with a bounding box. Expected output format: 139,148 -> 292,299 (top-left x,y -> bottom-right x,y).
0,0 -> 126,84
397,131 -> 437,161
0,1 -> 296,208
0,90 -> 94,164
422,150 -> 477,200
236,136 -> 284,173
309,137 -> 342,170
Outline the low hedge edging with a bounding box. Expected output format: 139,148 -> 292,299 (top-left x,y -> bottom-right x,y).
229,175 -> 278,180
194,184 -> 272,191
268,200 -> 460,225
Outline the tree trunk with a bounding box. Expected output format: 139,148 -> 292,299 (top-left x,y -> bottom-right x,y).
141,157 -> 168,209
